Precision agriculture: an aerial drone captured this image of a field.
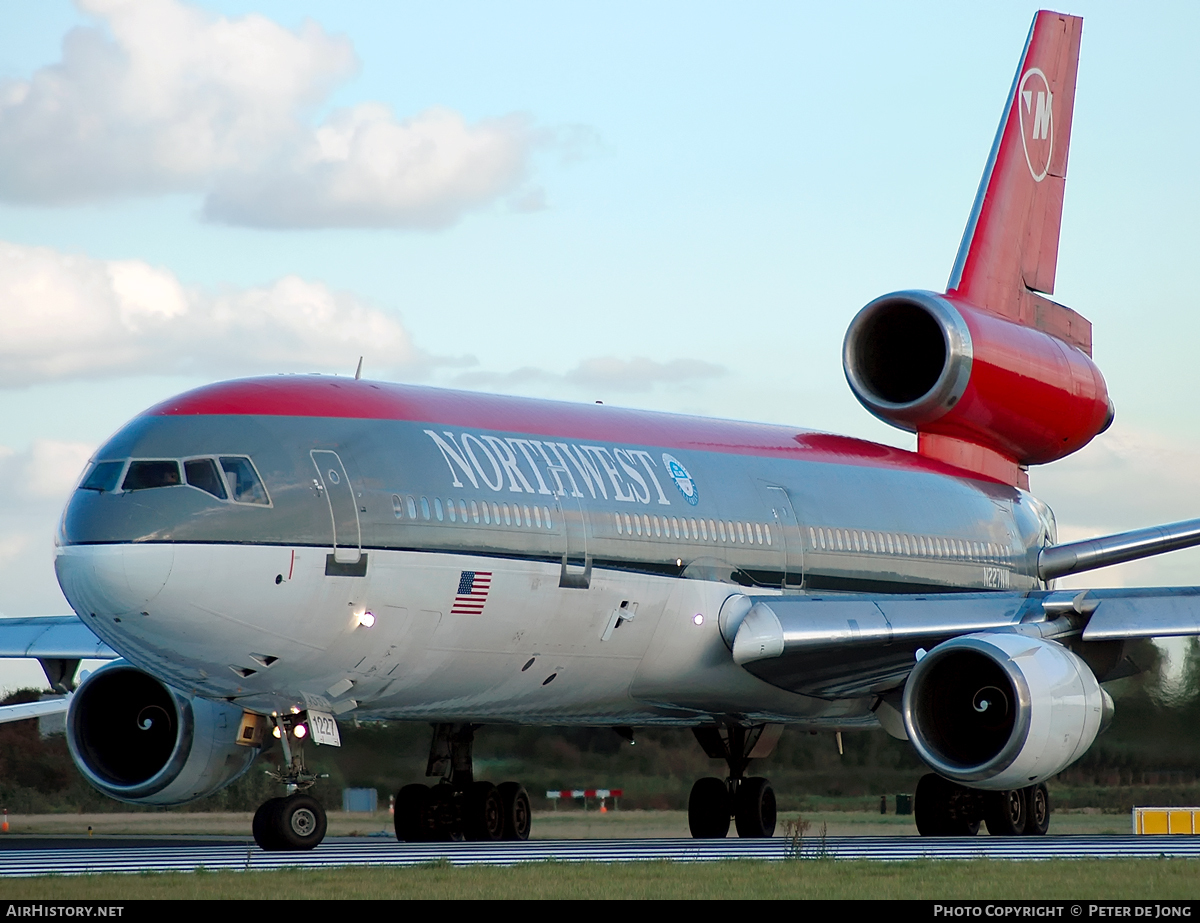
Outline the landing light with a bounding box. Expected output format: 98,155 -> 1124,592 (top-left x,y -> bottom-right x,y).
693,614 -> 705,626
272,726 -> 282,739
293,724 -> 307,739
357,610 -> 376,628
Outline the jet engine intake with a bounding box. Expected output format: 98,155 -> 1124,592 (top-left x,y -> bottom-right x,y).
843,290 -> 1112,466
67,661 -> 259,805
901,633 -> 1111,790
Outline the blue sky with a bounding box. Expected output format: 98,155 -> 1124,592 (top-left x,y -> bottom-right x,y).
0,1 -> 1197,684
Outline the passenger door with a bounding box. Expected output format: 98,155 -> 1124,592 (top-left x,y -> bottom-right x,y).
311,450 -> 362,565
758,483 -> 804,588
555,494 -> 591,589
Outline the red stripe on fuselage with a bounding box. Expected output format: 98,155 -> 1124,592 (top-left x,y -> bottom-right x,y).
146,376 -> 991,481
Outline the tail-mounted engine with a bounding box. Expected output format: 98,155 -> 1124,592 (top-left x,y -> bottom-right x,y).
67,661 -> 259,805
843,290 -> 1113,485
901,633 -> 1112,790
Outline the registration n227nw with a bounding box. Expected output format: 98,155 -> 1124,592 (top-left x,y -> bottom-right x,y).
8,10 -> 1200,848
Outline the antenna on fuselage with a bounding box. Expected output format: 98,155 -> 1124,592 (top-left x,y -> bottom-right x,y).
354,357 -> 363,380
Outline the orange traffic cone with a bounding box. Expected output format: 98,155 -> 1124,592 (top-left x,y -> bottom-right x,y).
2,810 -> 8,833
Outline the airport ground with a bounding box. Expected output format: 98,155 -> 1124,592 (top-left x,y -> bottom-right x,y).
0,810 -> 1195,899
0,807 -> 1142,839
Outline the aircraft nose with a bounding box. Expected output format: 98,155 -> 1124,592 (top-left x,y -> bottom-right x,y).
56,544 -> 175,618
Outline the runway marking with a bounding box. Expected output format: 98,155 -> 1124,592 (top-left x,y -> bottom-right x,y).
3,836 -> 1200,876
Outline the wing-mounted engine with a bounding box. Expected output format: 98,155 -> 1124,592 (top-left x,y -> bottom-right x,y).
67,661 -> 259,805
843,290 -> 1113,487
902,633 -> 1112,790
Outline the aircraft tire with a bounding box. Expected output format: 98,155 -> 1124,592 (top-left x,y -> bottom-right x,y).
395,784 -> 431,842
465,781 -> 505,841
497,781 -> 531,841
1024,784 -> 1050,835
688,777 -> 731,838
252,797 -> 285,850
734,777 -> 777,839
915,774 -> 949,835
272,793 -> 327,850
983,789 -> 1027,836
915,773 -> 981,836
427,784 -> 465,841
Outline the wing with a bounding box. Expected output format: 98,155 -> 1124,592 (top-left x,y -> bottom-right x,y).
0,615 -> 117,717
0,615 -> 117,660
724,514 -> 1200,699
0,695 -> 72,725
727,586 -> 1200,698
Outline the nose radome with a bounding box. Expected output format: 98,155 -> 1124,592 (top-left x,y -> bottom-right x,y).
123,544 -> 175,607
56,544 -> 175,617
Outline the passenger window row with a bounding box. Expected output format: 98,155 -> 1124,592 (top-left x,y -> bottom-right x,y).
392,494 -> 553,530
79,456 -> 270,505
615,512 -> 773,547
809,526 -> 1007,563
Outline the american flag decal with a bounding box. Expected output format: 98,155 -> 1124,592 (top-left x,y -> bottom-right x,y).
451,570 -> 492,615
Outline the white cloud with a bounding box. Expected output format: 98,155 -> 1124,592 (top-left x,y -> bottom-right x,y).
25,440 -> 96,500
0,535 -> 31,559
0,0 -> 540,228
0,0 -> 353,202
0,439 -> 94,609
204,105 -> 534,229
1033,425 -> 1200,533
454,356 -> 727,394
1034,424 -> 1200,589
0,240 -> 429,385
0,441 -> 98,617
566,356 -> 727,391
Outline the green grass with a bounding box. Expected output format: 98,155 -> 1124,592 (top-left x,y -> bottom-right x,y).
3,860 -> 1200,900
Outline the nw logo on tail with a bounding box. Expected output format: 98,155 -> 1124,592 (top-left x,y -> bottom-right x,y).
1017,67 -> 1053,182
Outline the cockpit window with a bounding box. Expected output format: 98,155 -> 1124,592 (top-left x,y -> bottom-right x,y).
80,461 -> 125,493
79,454 -> 270,505
184,458 -> 228,500
122,460 -> 182,491
219,457 -> 269,505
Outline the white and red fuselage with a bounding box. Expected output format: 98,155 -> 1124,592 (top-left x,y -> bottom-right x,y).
54,375 -> 1056,730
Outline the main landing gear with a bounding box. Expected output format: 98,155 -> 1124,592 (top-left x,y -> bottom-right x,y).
687,724 -> 783,838
253,714 -> 329,851
394,723 -> 532,842
914,773 -> 1051,836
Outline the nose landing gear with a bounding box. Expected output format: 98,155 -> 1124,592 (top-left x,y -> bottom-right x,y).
252,713 -> 329,851
253,793 -> 328,850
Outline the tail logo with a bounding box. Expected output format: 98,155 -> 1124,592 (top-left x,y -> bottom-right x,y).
1018,67 -> 1054,182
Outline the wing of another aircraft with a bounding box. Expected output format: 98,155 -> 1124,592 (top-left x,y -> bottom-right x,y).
0,615 -> 117,718
0,615 -> 117,661
0,695 -> 72,725
727,586 -> 1200,699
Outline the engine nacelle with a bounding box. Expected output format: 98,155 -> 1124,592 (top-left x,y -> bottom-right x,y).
901,633 -> 1112,790
843,290 -> 1112,466
67,661 -> 259,805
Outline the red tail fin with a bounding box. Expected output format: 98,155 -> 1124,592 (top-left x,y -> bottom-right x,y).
945,11 -> 1090,354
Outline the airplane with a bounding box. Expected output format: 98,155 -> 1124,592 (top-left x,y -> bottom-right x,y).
4,8 -> 1200,849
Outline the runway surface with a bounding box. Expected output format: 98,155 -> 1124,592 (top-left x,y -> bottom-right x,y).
3,836 -> 1200,876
